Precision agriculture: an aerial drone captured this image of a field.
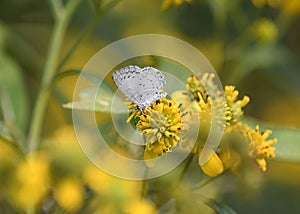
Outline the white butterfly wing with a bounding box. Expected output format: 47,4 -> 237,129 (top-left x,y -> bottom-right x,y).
112,66 -> 167,108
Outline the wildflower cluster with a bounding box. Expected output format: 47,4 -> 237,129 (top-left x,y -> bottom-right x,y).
0,127 -> 156,213
129,73 -> 277,176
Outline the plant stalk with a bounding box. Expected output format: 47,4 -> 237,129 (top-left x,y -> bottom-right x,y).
57,0 -> 122,70
27,0 -> 82,152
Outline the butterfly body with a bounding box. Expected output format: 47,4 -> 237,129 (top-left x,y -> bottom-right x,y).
112,65 -> 167,109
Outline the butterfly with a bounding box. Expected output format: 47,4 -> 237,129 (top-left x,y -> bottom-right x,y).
112,65 -> 167,109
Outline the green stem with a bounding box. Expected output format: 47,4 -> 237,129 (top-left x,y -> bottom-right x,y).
57,0 -> 122,70
27,0 -> 82,153
141,168 -> 149,198
57,15 -> 99,70
190,169 -> 229,191
175,153 -> 195,188
0,21 -> 44,75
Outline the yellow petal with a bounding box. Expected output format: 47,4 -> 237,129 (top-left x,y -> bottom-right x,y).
199,147 -> 224,177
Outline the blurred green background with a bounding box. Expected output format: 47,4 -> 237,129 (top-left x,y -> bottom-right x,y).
1,0 -> 300,213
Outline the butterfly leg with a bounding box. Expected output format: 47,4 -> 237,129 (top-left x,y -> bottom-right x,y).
144,107 -> 152,114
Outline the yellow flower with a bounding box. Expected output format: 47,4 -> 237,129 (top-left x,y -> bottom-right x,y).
224,86 -> 250,126
84,164 -> 114,193
252,0 -> 266,7
12,153 -> 50,210
243,124 -> 277,171
252,18 -> 278,44
186,74 -> 208,103
161,0 -> 192,10
252,0 -> 300,16
126,199 -> 156,214
170,90 -> 200,151
55,179 -> 84,212
219,145 -> 242,175
186,73 -> 229,124
46,126 -> 88,178
251,0 -> 280,8
281,0 -> 300,15
84,164 -> 142,208
126,100 -> 142,123
135,98 -> 182,161
268,0 -> 281,7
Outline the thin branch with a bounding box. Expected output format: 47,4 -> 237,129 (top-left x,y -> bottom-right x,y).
57,0 -> 123,70
190,169 -> 229,191
50,0 -> 65,20
27,0 -> 82,152
175,153 -> 195,189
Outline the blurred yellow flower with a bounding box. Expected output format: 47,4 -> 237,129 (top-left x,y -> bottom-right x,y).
55,179 -> 84,212
0,141 -> 21,204
251,0 -> 280,8
84,164 -> 113,193
281,0 -> 300,15
252,0 -> 300,15
237,123 -> 277,172
46,126 -> 88,178
161,0 -> 192,10
252,18 -> 278,44
252,0 -> 266,8
84,164 -> 142,208
0,139 -> 18,163
126,199 -> 156,214
219,145 -> 242,175
12,153 -> 50,210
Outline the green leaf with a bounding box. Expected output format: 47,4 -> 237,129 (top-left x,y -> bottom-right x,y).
243,117 -> 300,164
173,190 -> 218,214
158,199 -> 177,214
0,21 -> 43,75
228,44 -> 290,84
271,127 -> 300,163
0,52 -> 29,130
204,198 -> 237,214
62,71 -> 127,113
